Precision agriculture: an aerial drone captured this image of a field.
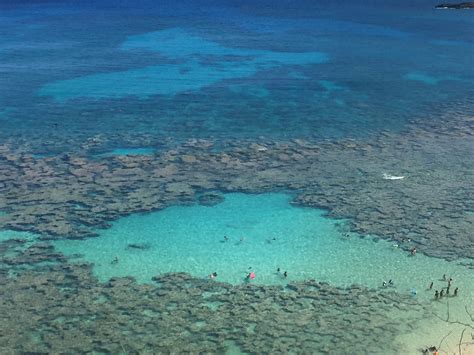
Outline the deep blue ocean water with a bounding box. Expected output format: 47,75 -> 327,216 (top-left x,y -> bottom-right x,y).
1,0 -> 473,145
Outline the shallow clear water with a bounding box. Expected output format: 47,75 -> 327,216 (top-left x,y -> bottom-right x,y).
53,193 -> 474,352
95,147 -> 156,157
54,193 -> 473,297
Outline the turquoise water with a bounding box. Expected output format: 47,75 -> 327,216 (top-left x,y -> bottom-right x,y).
403,71 -> 464,85
39,28 -> 328,102
52,193 -> 474,351
95,147 -> 156,157
0,230 -> 36,242
1,1 -> 473,352
1,1 -> 473,144
54,193 -> 473,301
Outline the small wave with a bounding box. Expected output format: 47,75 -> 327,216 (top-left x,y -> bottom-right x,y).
382,173 -> 405,180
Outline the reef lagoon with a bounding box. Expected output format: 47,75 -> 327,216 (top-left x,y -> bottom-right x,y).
1,0 -> 473,354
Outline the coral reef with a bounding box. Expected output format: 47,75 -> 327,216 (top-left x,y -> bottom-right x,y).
0,239 -> 429,353
0,108 -> 472,261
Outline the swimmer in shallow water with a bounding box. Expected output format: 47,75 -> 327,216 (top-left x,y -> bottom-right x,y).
428,281 -> 433,290
209,272 -> 218,279
434,290 -> 439,299
111,256 -> 119,264
454,287 -> 459,296
283,271 -> 288,278
410,247 -> 417,256
247,271 -> 255,280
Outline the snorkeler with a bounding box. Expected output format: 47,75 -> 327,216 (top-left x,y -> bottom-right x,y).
247,271 -> 255,280
111,255 -> 119,264
383,281 -> 387,287
209,272 -> 218,279
388,279 -> 393,286
428,281 -> 433,289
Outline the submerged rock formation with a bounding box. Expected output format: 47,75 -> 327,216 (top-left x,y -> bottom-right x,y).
0,105 -> 472,261
0,238 -> 429,353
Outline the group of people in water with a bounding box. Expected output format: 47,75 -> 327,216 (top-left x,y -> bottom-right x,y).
421,346 -> 438,355
431,274 -> 459,299
381,273 -> 460,300
223,235 -> 246,244
112,236 -> 462,304
209,267 -> 289,282
382,279 -> 394,287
